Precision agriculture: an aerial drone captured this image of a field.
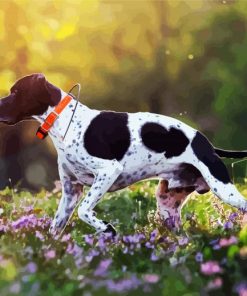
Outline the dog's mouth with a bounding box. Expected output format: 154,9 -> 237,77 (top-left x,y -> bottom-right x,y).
0,117 -> 18,125
0,94 -> 18,125
0,115 -> 34,125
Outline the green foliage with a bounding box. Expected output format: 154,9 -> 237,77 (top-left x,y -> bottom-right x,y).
1,1 -> 247,190
0,182 -> 247,295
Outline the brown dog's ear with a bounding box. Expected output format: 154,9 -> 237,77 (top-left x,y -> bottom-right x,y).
31,73 -> 61,107
44,79 -> 61,106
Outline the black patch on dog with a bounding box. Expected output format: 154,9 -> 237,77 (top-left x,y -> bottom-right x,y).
175,187 -> 183,193
185,186 -> 196,193
178,163 -> 203,183
197,189 -> 209,194
191,132 -> 232,184
84,111 -> 130,160
140,122 -> 189,158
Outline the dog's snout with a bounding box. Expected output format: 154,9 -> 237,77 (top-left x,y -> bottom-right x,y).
0,94 -> 18,124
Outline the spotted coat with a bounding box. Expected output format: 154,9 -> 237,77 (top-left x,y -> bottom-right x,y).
37,90 -> 247,235
0,74 -> 246,236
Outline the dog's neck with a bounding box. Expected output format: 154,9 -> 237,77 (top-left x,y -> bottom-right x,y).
33,89 -> 89,147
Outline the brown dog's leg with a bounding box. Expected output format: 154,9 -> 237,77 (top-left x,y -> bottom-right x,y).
155,180 -> 194,231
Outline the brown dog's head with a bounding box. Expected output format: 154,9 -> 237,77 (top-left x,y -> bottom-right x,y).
0,73 -> 61,125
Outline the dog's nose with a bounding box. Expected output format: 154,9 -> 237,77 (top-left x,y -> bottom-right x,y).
0,94 -> 17,124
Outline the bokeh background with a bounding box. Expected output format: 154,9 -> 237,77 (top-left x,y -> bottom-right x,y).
0,0 -> 246,190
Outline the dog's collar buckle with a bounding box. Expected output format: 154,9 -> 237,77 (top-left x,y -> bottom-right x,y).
36,126 -> 48,139
36,94 -> 72,140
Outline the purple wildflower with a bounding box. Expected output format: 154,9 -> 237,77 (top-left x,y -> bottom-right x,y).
235,281 -> 247,296
224,221 -> 233,230
67,243 -> 83,257
61,233 -> 71,242
97,236 -> 107,251
145,241 -> 154,249
195,252 -> 203,262
200,261 -> 222,276
150,229 -> 158,242
35,230 -> 44,241
25,262 -> 37,273
143,274 -> 160,284
209,238 -> 220,246
84,234 -> 94,246
229,212 -> 238,221
105,275 -> 141,293
213,244 -> 221,250
9,282 -> 21,294
123,247 -> 129,254
85,249 -> 99,263
178,236 -> 189,246
167,243 -> 177,254
44,249 -> 56,260
94,259 -> 112,277
219,236 -> 238,247
123,233 -> 145,244
209,238 -> 221,250
11,214 -> 51,231
66,243 -> 84,267
207,277 -> 223,290
150,251 -> 159,261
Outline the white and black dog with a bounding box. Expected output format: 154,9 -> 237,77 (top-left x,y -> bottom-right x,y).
0,73 -> 246,236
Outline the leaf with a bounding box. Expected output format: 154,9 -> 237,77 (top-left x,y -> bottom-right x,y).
227,245 -> 239,259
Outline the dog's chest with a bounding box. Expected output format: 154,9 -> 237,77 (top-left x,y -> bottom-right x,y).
59,153 -> 94,186
60,150 -> 180,192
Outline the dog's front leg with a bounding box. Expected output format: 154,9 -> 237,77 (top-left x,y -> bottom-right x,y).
49,180 -> 83,237
77,159 -> 123,235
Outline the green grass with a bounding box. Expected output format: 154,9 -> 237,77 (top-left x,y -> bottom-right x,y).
0,181 -> 247,296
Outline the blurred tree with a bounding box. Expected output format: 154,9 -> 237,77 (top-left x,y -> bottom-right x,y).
0,0 -> 246,189
177,8 -> 247,150
91,1 -> 175,115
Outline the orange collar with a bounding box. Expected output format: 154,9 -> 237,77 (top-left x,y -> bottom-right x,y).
36,94 -> 72,140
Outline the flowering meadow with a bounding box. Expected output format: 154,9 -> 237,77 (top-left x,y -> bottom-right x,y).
0,180 -> 247,296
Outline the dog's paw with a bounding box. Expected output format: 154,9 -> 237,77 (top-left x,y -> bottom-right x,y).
48,225 -> 56,236
49,224 -> 60,239
102,221 -> 117,237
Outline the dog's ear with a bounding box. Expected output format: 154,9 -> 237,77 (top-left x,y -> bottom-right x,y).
43,78 -> 61,106
31,73 -> 61,107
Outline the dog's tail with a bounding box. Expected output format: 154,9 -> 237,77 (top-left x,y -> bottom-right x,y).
214,147 -> 247,159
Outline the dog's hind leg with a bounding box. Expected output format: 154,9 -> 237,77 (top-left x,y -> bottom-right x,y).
190,132 -> 247,211
155,180 -> 194,232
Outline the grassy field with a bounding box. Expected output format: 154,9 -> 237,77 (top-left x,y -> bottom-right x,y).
0,180 -> 247,296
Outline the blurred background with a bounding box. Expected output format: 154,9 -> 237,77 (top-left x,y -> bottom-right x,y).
0,0 -> 246,191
